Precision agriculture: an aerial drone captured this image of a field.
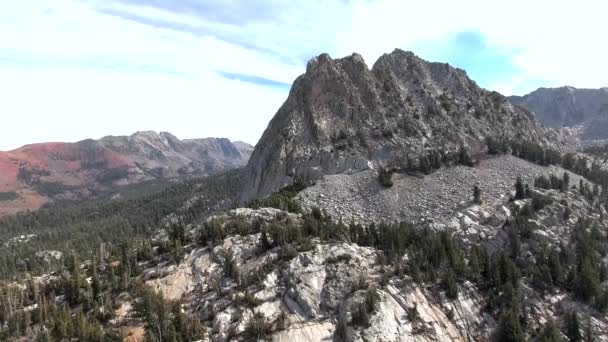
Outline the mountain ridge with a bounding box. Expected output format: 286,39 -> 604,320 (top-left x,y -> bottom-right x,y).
0,131 -> 252,216
509,86 -> 608,142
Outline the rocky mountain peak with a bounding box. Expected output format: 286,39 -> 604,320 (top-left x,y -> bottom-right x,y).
242,50 -> 550,201
509,86 -> 608,141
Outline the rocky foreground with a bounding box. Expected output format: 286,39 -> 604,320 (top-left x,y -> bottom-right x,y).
114,154 -> 608,341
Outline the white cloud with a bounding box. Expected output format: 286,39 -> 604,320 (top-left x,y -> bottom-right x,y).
0,67 -> 287,149
0,0 -> 607,150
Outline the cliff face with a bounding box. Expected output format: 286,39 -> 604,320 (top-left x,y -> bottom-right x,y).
509,87 -> 608,141
243,49 -> 548,201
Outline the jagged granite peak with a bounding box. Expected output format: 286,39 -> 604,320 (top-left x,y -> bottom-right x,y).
509,86 -> 608,141
242,49 -> 551,201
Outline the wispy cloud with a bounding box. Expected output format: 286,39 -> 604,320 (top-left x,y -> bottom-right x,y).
0,0 -> 607,150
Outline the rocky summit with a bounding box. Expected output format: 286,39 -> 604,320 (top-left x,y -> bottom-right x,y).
510,87 -> 608,143
243,49 -> 553,201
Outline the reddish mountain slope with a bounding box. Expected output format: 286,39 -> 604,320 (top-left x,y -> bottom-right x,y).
0,132 -> 252,216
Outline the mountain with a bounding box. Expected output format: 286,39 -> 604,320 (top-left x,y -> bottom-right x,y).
243,49 -> 552,201
0,131 -> 252,216
509,86 -> 608,141
5,50 -> 608,342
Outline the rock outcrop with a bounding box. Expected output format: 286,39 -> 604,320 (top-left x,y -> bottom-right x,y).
141,208 -> 494,342
243,49 -> 550,201
509,86 -> 608,142
297,154 -> 585,226
136,190 -> 608,341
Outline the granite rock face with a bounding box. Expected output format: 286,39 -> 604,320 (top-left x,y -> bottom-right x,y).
509,86 -> 608,142
243,50 -> 550,201
141,208 -> 493,342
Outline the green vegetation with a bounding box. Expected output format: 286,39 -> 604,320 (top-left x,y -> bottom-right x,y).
378,167 -> 394,187
133,284 -> 205,342
243,312 -> 272,341
487,137 -> 608,192
248,180 -> 309,213
0,192 -> 18,202
1,179 -> 604,340
515,176 -> 526,200
399,145 -> 477,176
351,288 -> 379,327
33,182 -> 77,197
2,141 -> 608,341
537,321 -> 561,342
473,185 -> 482,204
95,168 -> 130,184
0,170 -> 242,278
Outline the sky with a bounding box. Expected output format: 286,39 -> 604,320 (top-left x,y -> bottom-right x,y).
1,0 -> 607,151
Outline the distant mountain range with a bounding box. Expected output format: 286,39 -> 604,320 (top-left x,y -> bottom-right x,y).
0,131 -> 252,216
509,87 -> 608,142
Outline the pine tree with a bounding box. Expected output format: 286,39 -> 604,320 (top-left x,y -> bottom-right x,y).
564,205 -> 572,221
91,257 -> 101,304
515,177 -> 526,200
596,287 -> 608,312
584,314 -> 594,342
65,253 -> 82,305
133,285 -> 170,342
378,167 -> 394,188
468,246 -> 481,282
260,229 -> 271,251
493,309 -> 524,342
473,185 -> 482,204
538,320 -> 561,342
563,172 -> 571,191
580,180 -> 586,196
566,311 -> 582,342
443,269 -> 458,299
548,251 -> 563,286
575,256 -> 600,302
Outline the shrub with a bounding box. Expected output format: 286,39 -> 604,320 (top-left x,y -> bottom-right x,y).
406,305 -> 419,322
378,167 -> 394,188
538,320 -> 561,342
236,292 -> 262,310
326,253 -> 352,264
446,308 -> 455,321
443,270 -> 459,299
243,312 -> 272,341
275,309 -> 288,331
473,185 -> 482,204
0,192 -> 18,202
351,302 -> 371,327
351,289 -> 379,328
514,177 -> 526,200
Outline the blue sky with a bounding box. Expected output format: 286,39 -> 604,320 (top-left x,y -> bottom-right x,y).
0,0 -> 606,150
